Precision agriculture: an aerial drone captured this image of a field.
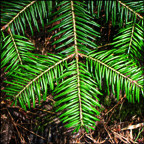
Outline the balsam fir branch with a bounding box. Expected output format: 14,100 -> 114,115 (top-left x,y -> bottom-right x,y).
1,0 -> 144,133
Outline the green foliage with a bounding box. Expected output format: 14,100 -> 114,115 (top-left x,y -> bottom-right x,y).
1,0 -> 144,133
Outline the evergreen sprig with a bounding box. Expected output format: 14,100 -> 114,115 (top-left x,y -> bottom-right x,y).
1,0 -> 144,133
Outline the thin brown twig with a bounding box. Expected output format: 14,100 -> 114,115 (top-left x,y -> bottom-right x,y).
18,123 -> 37,125
85,134 -> 97,143
78,131 -> 87,141
16,123 -> 47,140
6,108 -> 25,143
105,95 -> 126,116
104,125 -> 114,143
33,108 -> 56,114
46,96 -> 55,103
97,43 -> 111,49
110,129 -> 130,143
105,109 -> 115,126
